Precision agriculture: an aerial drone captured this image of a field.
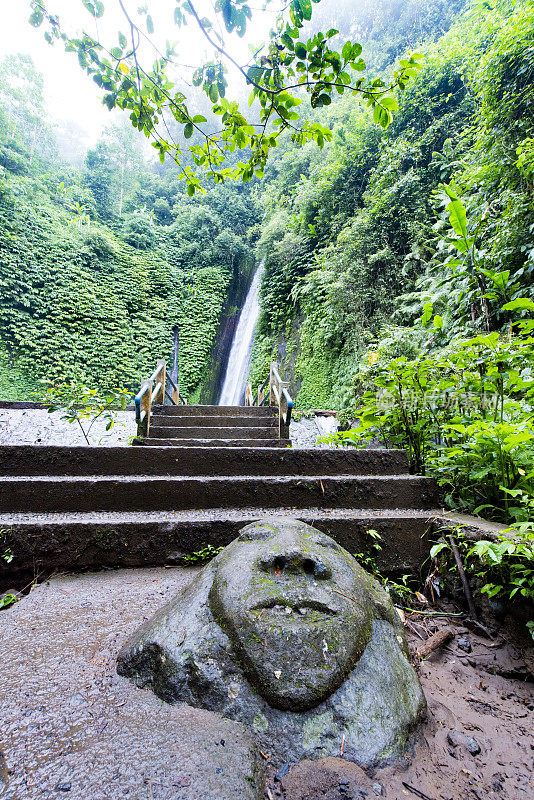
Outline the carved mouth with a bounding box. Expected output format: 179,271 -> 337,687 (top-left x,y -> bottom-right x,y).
250,598 -> 338,618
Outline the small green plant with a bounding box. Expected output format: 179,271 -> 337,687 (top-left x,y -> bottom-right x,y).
354,530 -> 417,606
0,593 -> 18,610
353,529 -> 383,572
179,544 -> 224,565
467,527 -> 534,638
0,528 -> 17,610
0,527 -> 13,565
431,524 -> 534,639
34,381 -> 130,445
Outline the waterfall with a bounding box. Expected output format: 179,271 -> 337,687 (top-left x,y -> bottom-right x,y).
218,262 -> 265,406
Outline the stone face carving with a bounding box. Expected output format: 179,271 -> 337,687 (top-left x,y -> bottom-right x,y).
117,519 -> 426,767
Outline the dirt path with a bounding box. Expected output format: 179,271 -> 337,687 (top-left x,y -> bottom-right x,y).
268,615 -> 534,800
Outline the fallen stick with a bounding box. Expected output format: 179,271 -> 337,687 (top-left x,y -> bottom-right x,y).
405,609 -> 464,617
416,627 -> 454,659
447,535 -> 478,621
402,782 -> 436,800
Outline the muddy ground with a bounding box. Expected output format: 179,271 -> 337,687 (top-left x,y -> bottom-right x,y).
267,614 -> 534,800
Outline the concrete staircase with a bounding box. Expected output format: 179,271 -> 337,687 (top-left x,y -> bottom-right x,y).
0,404 -> 442,584
134,405 -> 286,447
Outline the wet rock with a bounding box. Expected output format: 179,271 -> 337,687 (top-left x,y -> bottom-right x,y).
118,519 -> 425,768
372,782 -> 383,796
275,763 -> 291,781
447,730 -> 481,755
55,782 -> 71,791
457,638 -> 472,653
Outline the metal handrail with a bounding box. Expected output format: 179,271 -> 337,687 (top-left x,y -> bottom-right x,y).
134,359 -> 186,438
151,381 -> 163,403
245,361 -> 293,439
134,382 -> 151,424
282,386 -> 294,427
167,373 -> 187,405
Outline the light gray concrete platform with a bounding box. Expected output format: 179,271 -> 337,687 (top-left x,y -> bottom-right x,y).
0,568 -> 263,800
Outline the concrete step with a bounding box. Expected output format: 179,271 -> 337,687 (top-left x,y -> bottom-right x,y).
150,415 -> 278,428
0,474 -> 437,513
0,508 -> 437,578
133,438 -> 290,448
156,405 -> 277,417
149,426 -> 279,439
0,445 -> 409,477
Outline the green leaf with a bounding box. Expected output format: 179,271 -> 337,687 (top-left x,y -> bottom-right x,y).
445,237 -> 469,253
430,542 -> 449,558
118,32 -> 127,48
421,302 -> 433,326
342,41 -> 352,61
380,96 -> 398,112
297,0 -> 313,21
502,298 -> 534,312
184,123 -> 193,138
146,15 -> 154,34
294,42 -> 307,60
29,9 -> 44,26
209,83 -> 218,102
247,66 -> 264,85
373,104 -> 391,127
433,314 -> 444,330
281,32 -> 294,50
0,593 -> 18,609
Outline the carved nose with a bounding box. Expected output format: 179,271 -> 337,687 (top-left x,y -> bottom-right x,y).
260,550 -> 332,580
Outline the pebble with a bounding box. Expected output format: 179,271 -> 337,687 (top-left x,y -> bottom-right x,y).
447,730 -> 481,755
372,782 -> 383,796
55,782 -> 71,791
458,637 -> 472,653
274,763 -> 291,781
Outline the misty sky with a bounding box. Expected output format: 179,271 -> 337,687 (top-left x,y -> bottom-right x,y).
0,0 -> 283,145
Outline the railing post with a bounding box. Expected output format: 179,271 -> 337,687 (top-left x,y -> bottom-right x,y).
279,379 -> 290,439
154,360 -> 166,405
137,379 -> 153,438
245,383 -> 253,407
257,385 -> 264,407
269,362 -> 278,406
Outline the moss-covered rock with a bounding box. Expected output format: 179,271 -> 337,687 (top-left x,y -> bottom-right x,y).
118,520 -> 426,768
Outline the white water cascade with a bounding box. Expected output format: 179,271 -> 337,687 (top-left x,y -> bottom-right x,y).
218,262 -> 265,406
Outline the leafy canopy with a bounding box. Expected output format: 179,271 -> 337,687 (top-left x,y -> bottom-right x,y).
28,0 -> 423,192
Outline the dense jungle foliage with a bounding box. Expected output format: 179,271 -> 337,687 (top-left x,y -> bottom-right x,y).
0,55 -> 258,401
250,0 -> 534,535
1,0 -> 534,606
